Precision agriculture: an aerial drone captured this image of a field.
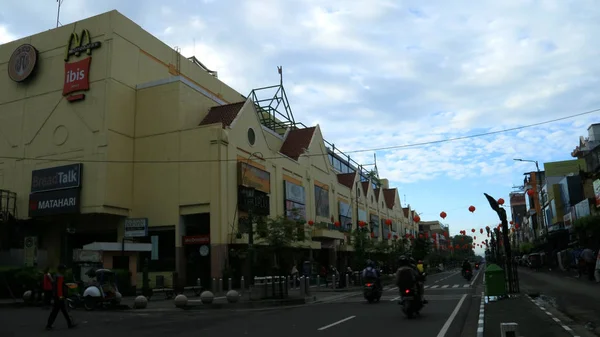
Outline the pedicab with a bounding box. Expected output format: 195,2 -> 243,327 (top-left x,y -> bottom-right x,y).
82,269 -> 122,311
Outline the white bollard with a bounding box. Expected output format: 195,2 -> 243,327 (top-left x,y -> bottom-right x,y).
228,278 -> 232,291
299,276 -> 305,297
346,274 -> 350,288
316,275 -> 321,287
196,278 -> 201,287
212,278 -> 217,292
240,276 -> 245,293
500,323 -> 519,337
332,274 -> 336,290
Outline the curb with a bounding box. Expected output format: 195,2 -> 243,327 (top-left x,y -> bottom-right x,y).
477,292 -> 484,337
526,295 -> 581,337
181,297 -> 306,311
0,301 -> 25,309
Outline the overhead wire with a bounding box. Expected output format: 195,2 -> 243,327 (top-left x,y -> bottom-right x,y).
0,107 -> 597,164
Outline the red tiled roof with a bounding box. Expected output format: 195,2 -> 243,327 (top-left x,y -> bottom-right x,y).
280,127 -> 316,160
337,173 -> 355,189
361,182 -> 370,196
402,207 -> 409,217
373,189 -> 380,202
383,189 -> 396,209
199,102 -> 246,128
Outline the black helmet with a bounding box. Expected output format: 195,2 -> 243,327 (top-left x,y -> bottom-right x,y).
366,259 -> 375,268
409,257 -> 416,265
398,255 -> 409,266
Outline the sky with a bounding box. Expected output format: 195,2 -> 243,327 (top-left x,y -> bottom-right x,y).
2,0 -> 600,255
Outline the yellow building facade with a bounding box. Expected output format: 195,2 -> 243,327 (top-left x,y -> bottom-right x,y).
0,10 -> 416,286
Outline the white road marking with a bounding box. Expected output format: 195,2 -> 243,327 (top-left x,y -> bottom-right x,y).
452,285 -> 459,288
317,316 -> 356,331
441,285 -> 449,288
470,270 -> 481,286
436,294 -> 467,337
431,285 -> 439,288
463,284 -> 470,288
390,296 -> 400,302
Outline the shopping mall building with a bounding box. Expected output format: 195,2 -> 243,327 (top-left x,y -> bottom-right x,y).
0,10 -> 421,287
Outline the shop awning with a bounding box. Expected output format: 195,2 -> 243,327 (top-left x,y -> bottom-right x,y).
82,242 -> 152,252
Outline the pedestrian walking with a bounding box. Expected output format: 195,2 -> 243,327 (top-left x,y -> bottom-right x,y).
45,264 -> 76,330
42,267 -> 53,309
581,247 -> 595,281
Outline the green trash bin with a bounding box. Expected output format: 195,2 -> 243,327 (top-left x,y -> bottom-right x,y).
484,264 -> 506,297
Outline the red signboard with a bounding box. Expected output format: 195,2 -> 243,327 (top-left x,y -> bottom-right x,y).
183,235 -> 210,245
63,57 -> 91,98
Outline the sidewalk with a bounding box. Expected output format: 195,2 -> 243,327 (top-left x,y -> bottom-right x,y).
484,296 -> 574,337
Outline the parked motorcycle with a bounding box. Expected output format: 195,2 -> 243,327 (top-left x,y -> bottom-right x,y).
363,282 -> 382,303
400,286 -> 423,318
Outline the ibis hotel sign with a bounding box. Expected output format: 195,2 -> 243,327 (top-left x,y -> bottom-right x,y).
29,164 -> 83,217
63,29 -> 101,102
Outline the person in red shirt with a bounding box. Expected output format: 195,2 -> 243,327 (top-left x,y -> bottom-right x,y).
46,265 -> 76,330
42,267 -> 53,308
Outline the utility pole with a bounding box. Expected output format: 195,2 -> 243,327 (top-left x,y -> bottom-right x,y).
56,0 -> 64,28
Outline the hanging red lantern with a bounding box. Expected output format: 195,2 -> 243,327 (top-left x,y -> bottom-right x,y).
469,205 -> 476,213
413,215 -> 421,223
308,220 -> 314,226
387,232 -> 391,239
331,216 -> 335,223
455,244 -> 460,249
440,211 -> 447,219
480,228 -> 483,234
527,189 -> 535,197
497,198 -> 505,205
385,219 -> 392,226
515,223 -> 520,230
404,233 -> 410,239
359,221 -> 366,227
334,221 -> 341,227
509,220 -> 514,225
370,232 -> 374,238
444,231 -> 449,237
410,234 -> 415,239
474,236 -> 476,240
393,234 -> 398,239
485,226 -> 490,230
471,228 -> 475,233
418,233 -> 424,239
487,233 -> 490,237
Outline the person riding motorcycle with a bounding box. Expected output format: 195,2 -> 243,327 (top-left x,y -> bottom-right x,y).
462,259 -> 472,277
395,256 -> 423,304
361,260 -> 382,292
410,257 -> 427,304
416,260 -> 424,274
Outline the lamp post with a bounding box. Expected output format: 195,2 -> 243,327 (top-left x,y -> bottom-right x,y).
514,158 -> 548,240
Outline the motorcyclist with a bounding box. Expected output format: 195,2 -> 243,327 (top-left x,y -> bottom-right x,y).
395,255 -> 421,304
462,259 -> 472,277
361,260 -> 382,292
410,258 -> 427,304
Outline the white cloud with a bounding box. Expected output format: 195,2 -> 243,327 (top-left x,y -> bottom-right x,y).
2,0 -> 600,224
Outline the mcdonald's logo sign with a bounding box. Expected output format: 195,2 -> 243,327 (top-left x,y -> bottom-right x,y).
64,29 -> 101,62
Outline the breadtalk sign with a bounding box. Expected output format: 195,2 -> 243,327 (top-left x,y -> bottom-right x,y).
63,29 -> 101,102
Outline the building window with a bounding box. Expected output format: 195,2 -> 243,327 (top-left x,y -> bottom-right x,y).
247,128 -> 256,146
339,201 -> 353,231
284,180 -> 306,221
314,185 -> 330,218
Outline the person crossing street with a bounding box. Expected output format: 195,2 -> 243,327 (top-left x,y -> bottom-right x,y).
45,264 -> 76,330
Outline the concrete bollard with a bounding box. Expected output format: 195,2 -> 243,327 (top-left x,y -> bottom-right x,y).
304,277 -> 310,296
316,275 -> 321,287
240,276 -> 245,293
200,291 -> 214,304
174,294 -> 188,308
332,274 -> 336,290
346,274 -> 350,288
196,278 -> 201,287
212,278 -> 217,292
228,278 -> 232,291
218,278 -> 223,294
500,323 -> 519,337
299,276 -> 305,297
133,295 -> 148,309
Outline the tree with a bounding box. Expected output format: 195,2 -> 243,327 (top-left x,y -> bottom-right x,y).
254,214 -> 305,274
366,170 -> 381,188
450,235 -> 475,259
410,237 -> 432,261
350,228 -> 373,269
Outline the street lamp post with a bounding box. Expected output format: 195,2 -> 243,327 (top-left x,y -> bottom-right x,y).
514,159 -> 548,240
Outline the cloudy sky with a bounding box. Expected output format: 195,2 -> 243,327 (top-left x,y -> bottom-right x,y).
2,0 -> 599,253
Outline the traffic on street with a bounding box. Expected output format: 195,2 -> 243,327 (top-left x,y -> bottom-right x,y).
0,269 -> 482,337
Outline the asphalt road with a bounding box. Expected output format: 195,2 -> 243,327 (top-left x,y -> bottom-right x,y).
0,268 -> 482,337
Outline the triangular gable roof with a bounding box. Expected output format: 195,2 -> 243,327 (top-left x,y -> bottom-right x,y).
373,188 -> 381,203
337,173 -> 356,189
383,188 -> 396,209
280,127 -> 316,160
199,102 -> 246,128
361,181 -> 370,197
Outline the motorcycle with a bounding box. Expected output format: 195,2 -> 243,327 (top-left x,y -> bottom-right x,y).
464,269 -> 473,281
363,282 -> 382,303
475,263 -> 480,270
400,286 -> 423,318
